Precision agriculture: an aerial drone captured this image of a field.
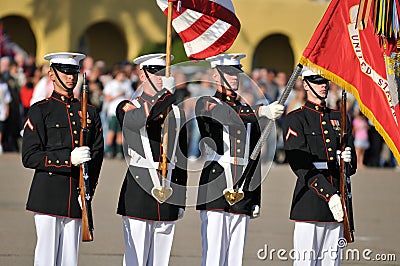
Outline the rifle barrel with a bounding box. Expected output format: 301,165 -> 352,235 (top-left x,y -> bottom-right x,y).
340,89 -> 354,243
79,72 -> 94,242
235,64 -> 303,191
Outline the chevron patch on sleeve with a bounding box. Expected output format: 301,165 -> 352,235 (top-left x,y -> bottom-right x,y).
285,127 -> 298,141
122,103 -> 137,113
24,118 -> 34,131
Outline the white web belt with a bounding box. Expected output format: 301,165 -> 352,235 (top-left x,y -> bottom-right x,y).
205,123 -> 252,192
128,105 -> 180,189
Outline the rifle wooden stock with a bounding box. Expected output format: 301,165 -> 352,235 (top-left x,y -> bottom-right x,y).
339,90 -> 354,243
79,73 -> 94,242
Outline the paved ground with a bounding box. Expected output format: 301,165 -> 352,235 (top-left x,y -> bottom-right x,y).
0,152 -> 399,265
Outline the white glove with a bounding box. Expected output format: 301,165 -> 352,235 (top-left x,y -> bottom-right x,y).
251,205 -> 260,218
259,101 -> 284,120
328,194 -> 344,222
341,147 -> 352,163
162,77 -> 176,94
178,208 -> 184,220
71,146 -> 91,166
336,147 -> 352,164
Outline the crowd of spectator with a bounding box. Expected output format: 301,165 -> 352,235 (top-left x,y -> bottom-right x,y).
0,52 -> 397,168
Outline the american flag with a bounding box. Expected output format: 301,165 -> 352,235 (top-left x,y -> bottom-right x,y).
156,0 -> 241,60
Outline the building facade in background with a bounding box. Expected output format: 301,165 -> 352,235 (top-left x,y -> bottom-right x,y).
0,0 -> 329,74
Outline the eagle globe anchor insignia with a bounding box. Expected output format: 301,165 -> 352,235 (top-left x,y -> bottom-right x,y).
223,188 -> 244,206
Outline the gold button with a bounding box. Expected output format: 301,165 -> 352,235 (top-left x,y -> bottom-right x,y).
75,140 -> 79,144
70,112 -> 73,116
159,114 -> 163,118
241,110 -> 244,113
315,106 -> 319,110
56,160 -> 59,164
65,161 -> 69,164
48,160 -> 51,163
320,188 -> 324,192
61,96 -> 65,101
314,183 -> 318,187
49,172 -> 52,175
74,130 -> 77,134
312,132 -> 315,135
135,175 -> 139,179
328,148 -> 332,151
237,139 -> 241,144
67,105 -> 70,108
326,139 -> 331,143
72,121 -> 76,125
237,130 -> 241,135
330,157 -> 334,160
226,96 -> 230,100
151,100 -> 155,103
237,148 -> 241,153
212,169 -> 216,173
326,194 -> 330,197
56,124 -> 60,128
322,121 -> 327,125
246,110 -> 249,113
158,95 -> 161,98
324,130 -> 328,134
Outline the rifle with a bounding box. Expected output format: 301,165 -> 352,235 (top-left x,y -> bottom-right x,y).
339,89 -> 355,243
233,64 -> 303,195
79,72 -> 94,242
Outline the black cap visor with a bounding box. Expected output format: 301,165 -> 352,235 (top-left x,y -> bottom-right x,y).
304,75 -> 329,84
143,65 -> 166,76
52,63 -> 80,75
217,65 -> 243,76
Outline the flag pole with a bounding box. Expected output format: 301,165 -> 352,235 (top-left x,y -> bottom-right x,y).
165,1 -> 174,77
158,0 -> 174,200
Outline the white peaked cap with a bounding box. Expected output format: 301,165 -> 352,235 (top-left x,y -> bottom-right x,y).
44,52 -> 86,66
206,53 -> 246,68
301,67 -> 319,79
133,53 -> 174,69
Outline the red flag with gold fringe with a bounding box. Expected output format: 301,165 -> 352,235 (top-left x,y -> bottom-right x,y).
300,0 -> 400,163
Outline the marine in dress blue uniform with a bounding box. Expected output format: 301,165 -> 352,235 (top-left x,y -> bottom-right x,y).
282,68 -> 357,266
116,53 -> 187,266
195,53 -> 284,266
22,52 -> 104,266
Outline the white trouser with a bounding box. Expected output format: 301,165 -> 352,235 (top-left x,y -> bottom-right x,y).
122,216 -> 175,266
293,222 -> 343,266
33,213 -> 81,266
200,210 -> 249,266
